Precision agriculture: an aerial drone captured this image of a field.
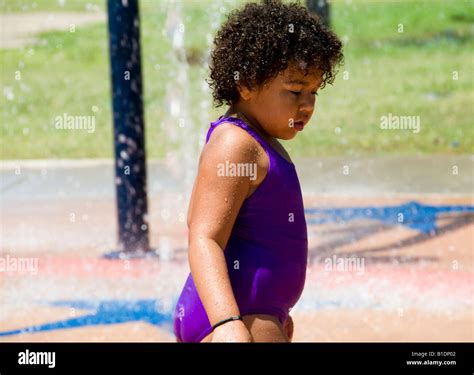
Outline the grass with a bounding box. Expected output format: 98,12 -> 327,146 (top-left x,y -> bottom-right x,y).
0,0 -> 473,159
0,0 -> 104,12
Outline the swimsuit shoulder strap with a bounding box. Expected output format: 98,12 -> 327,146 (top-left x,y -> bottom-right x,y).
206,116 -> 272,153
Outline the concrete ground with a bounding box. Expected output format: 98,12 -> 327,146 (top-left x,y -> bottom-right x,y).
0,156 -> 472,342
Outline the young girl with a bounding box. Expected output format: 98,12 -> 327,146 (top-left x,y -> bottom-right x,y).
173,0 -> 343,342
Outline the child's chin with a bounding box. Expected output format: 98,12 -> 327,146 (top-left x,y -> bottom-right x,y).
282,132 -> 298,140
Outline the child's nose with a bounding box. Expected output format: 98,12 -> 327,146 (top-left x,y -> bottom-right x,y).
299,95 -> 315,113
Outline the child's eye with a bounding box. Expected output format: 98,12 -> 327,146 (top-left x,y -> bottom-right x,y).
289,90 -> 319,96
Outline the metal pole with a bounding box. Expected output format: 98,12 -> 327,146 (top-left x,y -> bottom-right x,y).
106,0 -> 150,257
306,0 -> 331,28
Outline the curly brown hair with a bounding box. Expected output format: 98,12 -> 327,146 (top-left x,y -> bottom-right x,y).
207,0 -> 344,107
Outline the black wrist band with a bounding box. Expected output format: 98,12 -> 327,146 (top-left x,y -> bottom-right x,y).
211,315 -> 242,331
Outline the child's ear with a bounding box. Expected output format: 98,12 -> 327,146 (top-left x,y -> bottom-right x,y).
237,84 -> 253,101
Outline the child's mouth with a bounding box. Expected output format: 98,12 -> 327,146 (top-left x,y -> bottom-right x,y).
294,121 -> 305,131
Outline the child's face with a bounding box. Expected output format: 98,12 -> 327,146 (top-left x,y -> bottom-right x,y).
240,64 -> 323,140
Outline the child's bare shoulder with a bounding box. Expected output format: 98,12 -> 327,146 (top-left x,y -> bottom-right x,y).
203,122 -> 263,164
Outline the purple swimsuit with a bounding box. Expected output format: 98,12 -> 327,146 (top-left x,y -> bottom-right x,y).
173,116 -> 308,342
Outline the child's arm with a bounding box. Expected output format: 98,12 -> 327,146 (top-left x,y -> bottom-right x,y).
188,124 -> 260,342
284,315 -> 294,342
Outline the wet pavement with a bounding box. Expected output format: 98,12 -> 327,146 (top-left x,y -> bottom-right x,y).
2,155 -> 472,202
0,156 -> 472,342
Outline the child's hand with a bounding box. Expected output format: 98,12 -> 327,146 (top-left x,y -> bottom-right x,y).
211,320 -> 252,343
284,315 -> 294,342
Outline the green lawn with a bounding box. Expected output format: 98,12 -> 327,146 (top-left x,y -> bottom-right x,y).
1,0 -> 473,159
